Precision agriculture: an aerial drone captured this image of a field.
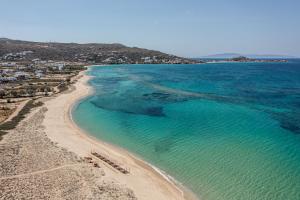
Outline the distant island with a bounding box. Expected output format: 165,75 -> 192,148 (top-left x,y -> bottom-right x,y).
195,56 -> 288,63
226,56 -> 288,63
200,53 -> 296,59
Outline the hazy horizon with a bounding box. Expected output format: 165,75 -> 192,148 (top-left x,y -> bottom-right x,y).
1,37 -> 298,58
1,0 -> 299,57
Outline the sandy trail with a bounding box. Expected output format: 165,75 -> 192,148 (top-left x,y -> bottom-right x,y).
0,164 -> 85,180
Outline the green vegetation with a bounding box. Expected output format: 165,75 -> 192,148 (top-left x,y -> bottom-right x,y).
230,56 -> 252,62
57,82 -> 69,92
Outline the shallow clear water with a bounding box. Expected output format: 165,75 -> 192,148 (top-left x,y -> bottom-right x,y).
73,61 -> 300,200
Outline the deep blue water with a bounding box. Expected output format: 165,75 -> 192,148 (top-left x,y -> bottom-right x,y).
73,60 -> 300,200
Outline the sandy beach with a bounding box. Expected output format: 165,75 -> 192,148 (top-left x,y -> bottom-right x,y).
0,68 -> 196,199
41,68 -> 197,200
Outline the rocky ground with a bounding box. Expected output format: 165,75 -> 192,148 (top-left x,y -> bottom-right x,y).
0,107 -> 136,200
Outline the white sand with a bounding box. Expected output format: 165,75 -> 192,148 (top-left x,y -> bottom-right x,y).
42,70 -> 197,200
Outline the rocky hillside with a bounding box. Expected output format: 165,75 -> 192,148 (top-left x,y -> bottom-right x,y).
0,38 -> 198,64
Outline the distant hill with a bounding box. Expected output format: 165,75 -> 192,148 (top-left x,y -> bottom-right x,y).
0,38 -> 197,64
200,53 -> 242,59
199,53 -> 297,59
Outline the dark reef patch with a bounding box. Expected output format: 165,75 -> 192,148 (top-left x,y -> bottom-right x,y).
90,100 -> 166,117
142,92 -> 190,103
280,121 -> 300,134
145,107 -> 165,117
271,112 -> 300,135
154,138 -> 173,153
143,92 -> 171,100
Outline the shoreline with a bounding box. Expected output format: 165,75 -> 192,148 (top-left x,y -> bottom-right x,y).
43,67 -> 198,200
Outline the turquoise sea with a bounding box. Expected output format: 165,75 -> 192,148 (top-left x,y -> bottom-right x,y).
72,60 -> 300,200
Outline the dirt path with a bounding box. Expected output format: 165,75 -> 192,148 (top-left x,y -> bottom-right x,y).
2,99 -> 29,123
0,163 -> 85,181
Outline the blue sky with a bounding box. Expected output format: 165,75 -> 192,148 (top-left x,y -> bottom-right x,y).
0,0 -> 299,57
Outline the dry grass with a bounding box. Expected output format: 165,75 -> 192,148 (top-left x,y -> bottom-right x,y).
0,100 -> 43,140
0,107 -> 136,200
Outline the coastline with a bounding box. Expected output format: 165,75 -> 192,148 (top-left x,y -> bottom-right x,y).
43,67 -> 198,200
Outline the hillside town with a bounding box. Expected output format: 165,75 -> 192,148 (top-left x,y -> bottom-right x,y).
0,38 -> 199,64
0,57 -> 85,123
